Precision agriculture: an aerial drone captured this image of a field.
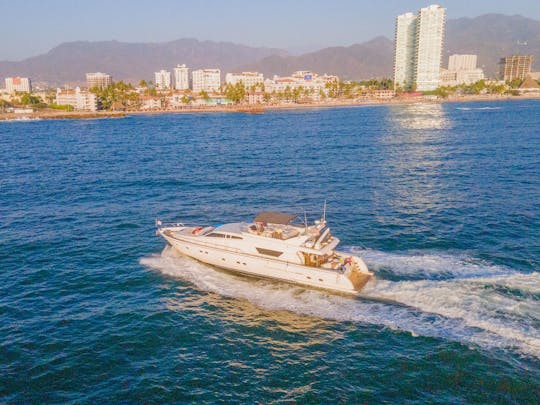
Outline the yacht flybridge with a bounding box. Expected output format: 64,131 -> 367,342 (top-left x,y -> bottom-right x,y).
155,211 -> 373,295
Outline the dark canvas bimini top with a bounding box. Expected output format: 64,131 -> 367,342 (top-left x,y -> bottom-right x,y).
254,212 -> 297,225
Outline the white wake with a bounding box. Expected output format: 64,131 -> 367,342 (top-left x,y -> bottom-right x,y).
140,246 -> 540,358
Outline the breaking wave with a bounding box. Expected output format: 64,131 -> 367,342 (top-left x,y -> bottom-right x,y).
140,246 -> 540,359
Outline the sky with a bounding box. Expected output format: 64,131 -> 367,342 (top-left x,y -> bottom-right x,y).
1,0 -> 539,61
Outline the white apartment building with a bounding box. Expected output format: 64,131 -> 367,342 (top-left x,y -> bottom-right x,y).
225,72 -> 264,88
55,87 -> 98,111
192,69 -> 221,93
86,72 -> 112,89
393,12 -> 417,90
393,4 -> 446,91
264,77 -> 295,93
440,69 -> 485,86
174,64 -> 189,90
5,77 -> 32,93
414,5 -> 446,91
448,54 -> 477,71
441,54 -> 485,86
155,70 -> 172,90
264,71 -> 338,100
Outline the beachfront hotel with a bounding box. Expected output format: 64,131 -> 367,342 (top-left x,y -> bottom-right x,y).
5,77 -> 32,93
86,72 -> 112,89
393,4 -> 446,91
440,54 -> 485,86
154,69 -> 172,90
499,55 -> 534,81
192,69 -> 221,93
263,71 -> 339,100
225,72 -> 264,88
55,87 -> 98,111
174,64 -> 190,90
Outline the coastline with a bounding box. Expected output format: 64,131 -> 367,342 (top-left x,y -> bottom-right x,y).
1,94 -> 539,121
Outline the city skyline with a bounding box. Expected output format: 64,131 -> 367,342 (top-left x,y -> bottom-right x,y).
1,0 -> 540,61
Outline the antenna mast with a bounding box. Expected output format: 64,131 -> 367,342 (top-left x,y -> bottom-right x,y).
322,200 -> 327,223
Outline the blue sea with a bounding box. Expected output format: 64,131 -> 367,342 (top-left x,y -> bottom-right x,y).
1,100 -> 539,403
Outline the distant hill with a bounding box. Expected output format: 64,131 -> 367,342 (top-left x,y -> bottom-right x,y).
0,39 -> 288,86
445,14 -> 540,77
236,36 -> 394,81
1,14 -> 539,85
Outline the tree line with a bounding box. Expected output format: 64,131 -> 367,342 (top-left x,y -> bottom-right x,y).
2,76 -> 538,112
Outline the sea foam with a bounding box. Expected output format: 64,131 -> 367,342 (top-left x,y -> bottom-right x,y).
140,246 -> 540,358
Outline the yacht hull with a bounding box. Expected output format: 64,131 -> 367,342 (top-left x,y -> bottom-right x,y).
160,230 -> 371,295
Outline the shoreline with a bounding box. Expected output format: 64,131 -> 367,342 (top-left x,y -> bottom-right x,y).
1,94 -> 539,121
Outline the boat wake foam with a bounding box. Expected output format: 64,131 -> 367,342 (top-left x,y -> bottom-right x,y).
456,106 -> 502,111
140,246 -> 540,359
353,248 -> 512,279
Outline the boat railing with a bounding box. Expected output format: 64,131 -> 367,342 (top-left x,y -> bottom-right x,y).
155,218 -> 186,228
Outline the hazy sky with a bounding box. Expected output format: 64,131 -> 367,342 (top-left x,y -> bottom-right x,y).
1,0 -> 539,61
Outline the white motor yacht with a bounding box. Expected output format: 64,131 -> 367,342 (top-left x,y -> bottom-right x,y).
156,211 -> 373,295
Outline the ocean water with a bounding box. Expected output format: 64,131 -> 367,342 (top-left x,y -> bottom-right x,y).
1,100 -> 539,403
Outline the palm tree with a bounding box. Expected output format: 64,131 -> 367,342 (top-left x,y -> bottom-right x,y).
200,90 -> 210,101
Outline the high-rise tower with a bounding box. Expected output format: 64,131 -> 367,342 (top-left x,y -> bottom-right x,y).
393,4 -> 446,91
393,12 -> 417,91
414,5 -> 446,91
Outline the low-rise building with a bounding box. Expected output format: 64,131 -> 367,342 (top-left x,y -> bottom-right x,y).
5,77 -> 32,94
168,93 -> 192,108
192,94 -> 232,106
440,68 -> 485,86
246,91 -> 265,104
439,69 -> 457,84
13,108 -> 34,114
140,96 -> 162,110
370,89 -> 396,99
55,87 -> 98,111
265,77 -> 295,94
356,88 -> 396,100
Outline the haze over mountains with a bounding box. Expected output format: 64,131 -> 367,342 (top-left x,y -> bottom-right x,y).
0,40 -> 287,86
245,14 -> 540,80
445,14 -> 540,76
1,14 -> 539,85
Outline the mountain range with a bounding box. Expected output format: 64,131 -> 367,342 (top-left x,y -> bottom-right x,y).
243,14 -> 540,80
1,14 -> 539,86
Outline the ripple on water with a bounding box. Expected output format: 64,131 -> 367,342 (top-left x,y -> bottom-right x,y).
1,102 -> 540,402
